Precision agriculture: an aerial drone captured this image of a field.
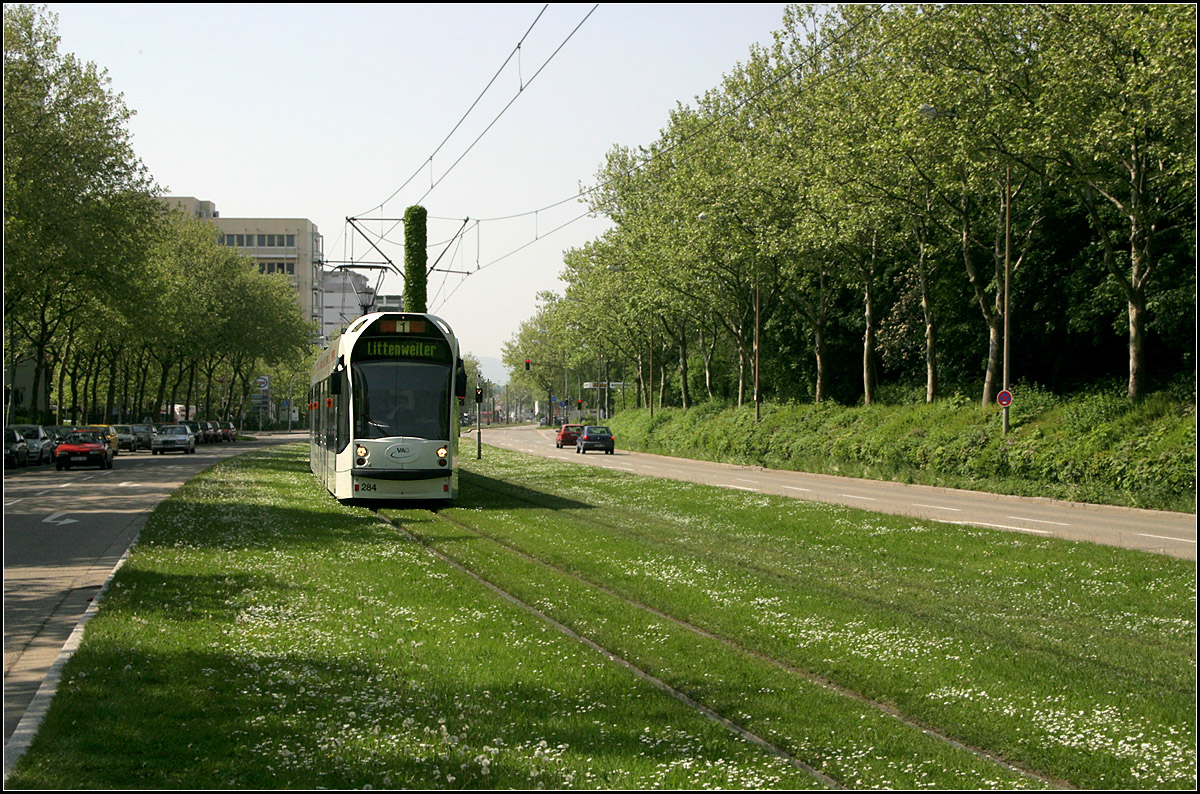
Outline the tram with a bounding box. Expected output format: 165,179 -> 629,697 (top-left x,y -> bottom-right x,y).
310,312 -> 467,502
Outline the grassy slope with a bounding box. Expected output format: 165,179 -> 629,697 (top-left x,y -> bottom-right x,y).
606,390 -> 1196,512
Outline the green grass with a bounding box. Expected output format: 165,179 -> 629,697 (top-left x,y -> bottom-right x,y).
607,389 -> 1197,512
6,443 -> 1195,789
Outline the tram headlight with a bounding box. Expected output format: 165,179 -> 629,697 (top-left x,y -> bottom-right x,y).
356,445 -> 369,458
436,446 -> 449,466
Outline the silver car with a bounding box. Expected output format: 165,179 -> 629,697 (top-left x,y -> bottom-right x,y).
151,424 -> 195,454
10,424 -> 53,465
114,425 -> 139,452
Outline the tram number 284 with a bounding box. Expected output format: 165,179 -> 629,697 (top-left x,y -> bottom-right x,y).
310,312 -> 468,502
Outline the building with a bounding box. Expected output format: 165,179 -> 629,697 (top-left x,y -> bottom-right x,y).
320,269 -> 408,344
322,268 -> 374,343
163,197 -> 325,330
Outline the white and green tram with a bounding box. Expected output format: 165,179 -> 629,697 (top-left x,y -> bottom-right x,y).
310,312 -> 467,502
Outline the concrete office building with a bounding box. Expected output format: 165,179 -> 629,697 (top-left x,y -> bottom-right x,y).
320,267 -> 409,344
163,197 -> 325,330
322,268 -> 373,343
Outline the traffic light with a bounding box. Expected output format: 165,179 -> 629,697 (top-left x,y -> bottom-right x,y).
525,358 -> 531,371
475,387 -> 483,404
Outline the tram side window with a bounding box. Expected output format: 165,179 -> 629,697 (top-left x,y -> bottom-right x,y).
335,367 -> 350,453
324,377 -> 336,449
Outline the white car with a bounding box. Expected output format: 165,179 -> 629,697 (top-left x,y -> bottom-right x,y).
151,424 -> 195,454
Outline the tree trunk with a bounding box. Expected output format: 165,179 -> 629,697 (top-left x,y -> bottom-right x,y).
918,247 -> 938,404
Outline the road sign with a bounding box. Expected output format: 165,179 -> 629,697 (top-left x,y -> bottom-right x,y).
255,375 -> 270,390
997,389 -> 1013,407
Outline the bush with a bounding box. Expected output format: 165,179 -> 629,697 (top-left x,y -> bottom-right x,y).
606,389 -> 1196,512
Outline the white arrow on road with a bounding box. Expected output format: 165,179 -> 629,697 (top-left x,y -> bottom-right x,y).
43,512 -> 78,526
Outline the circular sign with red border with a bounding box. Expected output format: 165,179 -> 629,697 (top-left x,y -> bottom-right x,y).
997,389 -> 1013,407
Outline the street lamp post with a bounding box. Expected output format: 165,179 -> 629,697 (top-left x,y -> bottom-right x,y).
1002,165 -> 1011,436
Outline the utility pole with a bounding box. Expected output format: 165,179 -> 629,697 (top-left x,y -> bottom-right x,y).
475,380 -> 483,459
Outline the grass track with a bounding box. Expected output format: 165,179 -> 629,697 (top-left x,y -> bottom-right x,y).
5,443 -> 1194,789
402,448 -> 1194,789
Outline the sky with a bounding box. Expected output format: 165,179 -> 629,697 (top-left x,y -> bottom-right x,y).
44,3 -> 791,381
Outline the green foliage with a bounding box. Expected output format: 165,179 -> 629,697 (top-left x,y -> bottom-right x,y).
512,3 -> 1195,414
608,388 -> 1196,512
3,6 -> 316,424
402,205 -> 427,313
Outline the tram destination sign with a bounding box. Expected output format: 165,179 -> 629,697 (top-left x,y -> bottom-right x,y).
359,338 -> 451,363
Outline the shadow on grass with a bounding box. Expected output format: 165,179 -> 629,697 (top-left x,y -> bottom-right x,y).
7,638 -> 777,791
455,469 -> 595,512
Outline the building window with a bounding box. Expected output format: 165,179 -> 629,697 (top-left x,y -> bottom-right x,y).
257,234 -> 266,247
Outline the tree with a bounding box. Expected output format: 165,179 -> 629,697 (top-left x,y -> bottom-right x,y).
1036,5 -> 1196,399
4,4 -> 158,422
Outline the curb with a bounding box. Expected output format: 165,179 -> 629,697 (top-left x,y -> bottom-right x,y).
3,545 -> 133,781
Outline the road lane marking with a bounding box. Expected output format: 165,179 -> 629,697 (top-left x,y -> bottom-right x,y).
840,494 -> 876,501
1007,516 -> 1070,526
43,512 -> 78,526
735,478 -> 760,484
782,485 -> 811,492
933,519 -> 1052,535
912,503 -> 961,511
1139,533 -> 1196,544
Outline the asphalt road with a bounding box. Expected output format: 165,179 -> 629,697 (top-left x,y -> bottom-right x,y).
475,424 -> 1197,561
2,431 -> 306,755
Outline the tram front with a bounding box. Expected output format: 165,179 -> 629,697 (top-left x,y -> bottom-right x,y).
348,315 -> 466,500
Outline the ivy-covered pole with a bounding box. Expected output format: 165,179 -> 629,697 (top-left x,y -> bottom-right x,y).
403,205 -> 428,313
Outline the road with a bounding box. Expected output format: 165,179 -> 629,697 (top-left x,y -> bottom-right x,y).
3,432 -> 306,753
474,424 -> 1196,561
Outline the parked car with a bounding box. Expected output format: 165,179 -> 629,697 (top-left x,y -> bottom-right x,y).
576,425 -> 615,455
131,423 -> 157,450
183,421 -> 204,444
10,424 -> 54,465
47,426 -> 74,456
5,428 -> 30,469
219,421 -> 237,442
54,430 -> 113,470
203,421 -> 220,443
77,425 -> 119,456
113,424 -> 139,452
152,424 -> 195,454
555,424 -> 584,448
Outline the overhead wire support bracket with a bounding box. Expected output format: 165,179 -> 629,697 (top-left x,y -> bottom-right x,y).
428,217 -> 471,276
345,216 -> 403,276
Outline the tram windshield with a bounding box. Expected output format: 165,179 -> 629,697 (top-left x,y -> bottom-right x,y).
352,360 -> 450,440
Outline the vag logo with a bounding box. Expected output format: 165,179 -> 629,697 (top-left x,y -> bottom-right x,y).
389,446 -> 412,458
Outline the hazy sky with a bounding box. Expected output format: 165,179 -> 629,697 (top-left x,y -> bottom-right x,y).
44,3 -> 790,379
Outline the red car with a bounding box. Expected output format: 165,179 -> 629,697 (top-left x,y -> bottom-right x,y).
555,424 -> 584,448
54,430 -> 114,470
